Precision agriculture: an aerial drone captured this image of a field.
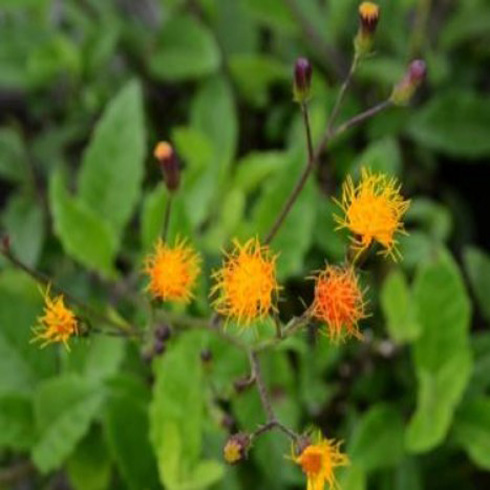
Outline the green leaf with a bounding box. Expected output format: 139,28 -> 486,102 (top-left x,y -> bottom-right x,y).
406,199 -> 452,242
463,246 -> 490,321
408,91 -> 490,158
0,127 -> 27,183
0,270 -> 56,396
352,137 -> 402,176
233,151 -> 284,192
244,0 -> 298,33
453,397 -> 490,470
339,466 -> 367,490
381,268 -> 421,344
150,332 -> 211,486
67,428 -> 112,490
104,378 -> 159,490
349,404 -> 405,471
141,183 -> 167,252
78,80 -> 146,238
406,251 -> 472,453
149,15 -> 221,81
32,374 -> 104,473
3,192 -> 45,267
440,11 -> 490,49
0,394 -> 35,450
191,76 -> 238,186
50,171 -> 117,276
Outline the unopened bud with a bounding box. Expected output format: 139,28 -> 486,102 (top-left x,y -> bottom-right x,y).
155,324 -> 172,341
154,141 -> 180,192
390,59 -> 427,106
293,57 -> 313,103
200,349 -> 213,365
223,432 -> 251,465
154,339 -> 166,356
354,2 -> 380,57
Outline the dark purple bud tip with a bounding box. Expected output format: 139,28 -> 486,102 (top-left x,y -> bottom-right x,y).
155,324 -> 171,341
409,59 -> 427,84
200,349 -> 213,364
154,339 -> 166,356
293,57 -> 313,102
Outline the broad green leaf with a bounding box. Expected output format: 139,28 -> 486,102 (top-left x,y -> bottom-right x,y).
339,466 -> 367,490
104,378 -> 159,490
406,251 -> 472,453
352,137 -> 402,176
0,394 -> 35,450
453,397 -> 490,470
3,192 -> 45,267
0,270 -> 56,396
463,247 -> 490,321
67,428 -> 112,490
78,80 -> 146,238
191,76 -> 238,187
381,268 -> 421,343
408,91 -> 490,158
349,404 -> 405,471
150,332 -> 207,485
233,152 -> 285,192
50,171 -> 117,276
244,0 -> 298,33
149,15 -> 221,81
32,374 -> 104,473
141,183 -> 167,252
0,127 -> 27,183
406,199 -> 452,242
229,54 -> 288,107
440,11 -> 490,49
467,332 -> 490,395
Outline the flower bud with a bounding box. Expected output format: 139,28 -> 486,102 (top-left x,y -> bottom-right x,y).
1,234 -> 10,252
293,57 -> 313,103
154,324 -> 172,341
390,59 -> 427,106
154,339 -> 166,355
200,348 -> 213,365
154,141 -> 180,192
354,2 -> 380,57
223,432 -> 251,465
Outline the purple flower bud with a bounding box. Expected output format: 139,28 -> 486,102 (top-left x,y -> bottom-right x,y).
391,59 -> 427,106
293,57 -> 313,103
155,324 -> 171,341
408,59 -> 427,85
154,339 -> 166,356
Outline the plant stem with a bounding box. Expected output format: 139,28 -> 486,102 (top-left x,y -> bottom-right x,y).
162,194 -> 173,241
250,351 -> 275,422
264,102 -> 315,245
334,100 -> 392,137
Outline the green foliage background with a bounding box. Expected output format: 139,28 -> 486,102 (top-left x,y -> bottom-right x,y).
0,0 -> 489,488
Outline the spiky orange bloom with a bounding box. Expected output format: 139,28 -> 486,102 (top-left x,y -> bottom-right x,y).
294,435 -> 349,490
211,238 -> 279,326
335,168 -> 410,261
312,265 -> 366,342
31,288 -> 78,350
144,238 -> 201,303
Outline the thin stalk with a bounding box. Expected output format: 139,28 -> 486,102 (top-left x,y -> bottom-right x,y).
334,100 -> 392,137
162,194 -> 173,241
250,351 -> 275,422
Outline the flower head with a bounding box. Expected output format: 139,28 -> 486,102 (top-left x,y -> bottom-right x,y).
31,288 -> 78,350
359,2 -> 380,32
312,265 -> 366,342
294,57 -> 313,103
223,432 -> 251,465
335,168 -> 410,260
211,238 -> 279,326
294,434 -> 349,490
153,141 -> 180,192
144,238 -> 201,303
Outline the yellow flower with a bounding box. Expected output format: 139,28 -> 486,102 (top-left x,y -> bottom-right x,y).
211,238 -> 279,326
359,2 -> 380,31
31,288 -> 78,350
311,265 -> 366,342
144,238 -> 201,303
334,168 -> 410,261
294,435 -> 349,490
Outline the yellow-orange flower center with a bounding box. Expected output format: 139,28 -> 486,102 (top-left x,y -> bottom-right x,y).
335,168 -> 410,261
294,436 -> 349,490
32,289 -> 78,350
211,238 -> 279,326
312,265 -> 366,342
153,141 -> 173,161
144,238 -> 201,303
359,2 -> 379,22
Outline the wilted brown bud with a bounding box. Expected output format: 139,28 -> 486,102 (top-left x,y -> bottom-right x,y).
154,141 -> 180,192
354,2 -> 380,57
154,324 -> 172,341
390,59 -> 427,106
293,57 -> 313,103
223,432 -> 251,465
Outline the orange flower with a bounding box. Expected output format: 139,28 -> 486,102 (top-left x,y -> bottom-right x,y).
211,238 -> 279,326
312,265 -> 366,342
334,168 -> 410,261
359,2 -> 380,31
294,435 -> 349,490
31,288 -> 78,350
144,238 -> 201,303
